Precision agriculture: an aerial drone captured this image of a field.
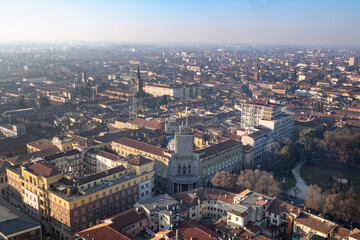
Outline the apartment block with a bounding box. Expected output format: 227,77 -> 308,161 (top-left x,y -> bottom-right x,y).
6,155 -> 154,240
144,83 -> 200,98
237,101 -> 282,128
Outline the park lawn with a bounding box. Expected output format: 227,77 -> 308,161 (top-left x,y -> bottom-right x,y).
274,173 -> 296,190
300,161 -> 360,192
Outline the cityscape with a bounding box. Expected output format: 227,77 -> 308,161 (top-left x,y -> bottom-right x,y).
0,1 -> 359,240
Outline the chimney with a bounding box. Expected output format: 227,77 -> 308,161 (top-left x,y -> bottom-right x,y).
66,186 -> 71,196
176,229 -> 179,240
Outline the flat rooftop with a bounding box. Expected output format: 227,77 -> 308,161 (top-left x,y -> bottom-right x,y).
0,198 -> 41,237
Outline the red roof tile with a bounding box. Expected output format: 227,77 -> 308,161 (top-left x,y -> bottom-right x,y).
131,118 -> 165,130
175,218 -> 220,240
27,161 -> 61,177
128,155 -> 153,166
113,138 -> 171,158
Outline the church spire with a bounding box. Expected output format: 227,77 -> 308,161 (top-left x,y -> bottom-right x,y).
135,66 -> 143,94
137,66 -> 141,80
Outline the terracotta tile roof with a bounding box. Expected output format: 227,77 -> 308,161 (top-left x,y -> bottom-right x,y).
87,148 -> 119,161
175,187 -> 235,207
77,224 -> 137,240
175,218 -> 220,240
128,155 -> 153,166
0,134 -> 39,152
195,139 -> 241,159
5,147 -> 61,165
294,213 -> 335,235
332,226 -> 351,240
236,189 -> 251,197
109,207 -> 147,229
113,138 -> 171,158
349,228 -> 360,240
27,161 -> 62,177
77,165 -> 126,186
131,118 -> 165,130
44,149 -> 81,161
0,159 -> 11,173
26,139 -> 56,150
77,208 -> 146,240
244,222 -> 261,234
267,199 -> 298,215
0,124 -> 14,131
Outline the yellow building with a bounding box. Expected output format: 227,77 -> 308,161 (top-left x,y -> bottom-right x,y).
7,155 -> 154,240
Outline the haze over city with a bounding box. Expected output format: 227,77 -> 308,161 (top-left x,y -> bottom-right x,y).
0,1 -> 359,240
0,0 -> 360,45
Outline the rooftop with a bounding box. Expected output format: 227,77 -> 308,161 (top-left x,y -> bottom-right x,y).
0,198 -> 41,237
26,161 -> 62,177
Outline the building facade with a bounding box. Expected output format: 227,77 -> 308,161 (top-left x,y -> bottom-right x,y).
6,156 -> 154,240
111,123 -> 243,194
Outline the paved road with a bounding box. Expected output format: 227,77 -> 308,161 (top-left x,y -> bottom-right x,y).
288,161 -> 308,201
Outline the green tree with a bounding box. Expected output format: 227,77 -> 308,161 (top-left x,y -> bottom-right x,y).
299,128 -> 315,152
275,145 -> 294,174
157,95 -> 168,106
16,96 -> 27,109
39,94 -> 51,108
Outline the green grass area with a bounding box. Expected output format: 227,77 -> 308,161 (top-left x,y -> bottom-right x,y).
274,173 -> 296,190
300,161 -> 360,192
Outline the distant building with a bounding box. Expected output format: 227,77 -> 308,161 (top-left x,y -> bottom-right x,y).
254,63 -> 260,81
135,67 -> 143,94
49,94 -> 69,104
186,65 -> 200,72
349,57 -> 358,66
236,101 -> 295,167
144,84 -> 184,98
0,123 -> 26,137
144,83 -> 200,98
81,72 -> 87,84
237,101 -> 283,128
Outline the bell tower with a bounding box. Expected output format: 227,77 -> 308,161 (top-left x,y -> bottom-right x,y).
135,66 -> 143,94
174,121 -> 194,157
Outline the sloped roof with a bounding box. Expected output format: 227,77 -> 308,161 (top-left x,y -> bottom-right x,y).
175,218 -> 220,240
267,199 -> 298,215
77,208 -> 146,240
77,165 -> 126,186
131,118 -> 165,130
294,213 -> 335,234
27,161 -> 62,177
195,139 -> 241,159
113,138 -> 171,158
128,155 -> 153,166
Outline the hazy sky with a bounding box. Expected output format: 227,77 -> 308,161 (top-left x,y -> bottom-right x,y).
0,0 -> 359,45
